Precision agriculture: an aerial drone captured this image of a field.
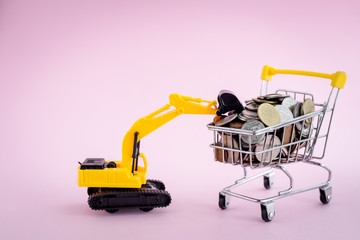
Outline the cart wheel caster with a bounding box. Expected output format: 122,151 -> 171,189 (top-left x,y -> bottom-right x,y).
263,172 -> 274,189
140,207 -> 154,212
105,209 -> 119,213
261,202 -> 275,222
319,186 -> 332,204
219,193 -> 230,210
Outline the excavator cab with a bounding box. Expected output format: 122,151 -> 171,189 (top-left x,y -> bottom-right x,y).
80,158 -> 107,170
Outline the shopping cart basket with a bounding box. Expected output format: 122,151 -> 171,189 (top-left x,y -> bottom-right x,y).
208,65 -> 346,222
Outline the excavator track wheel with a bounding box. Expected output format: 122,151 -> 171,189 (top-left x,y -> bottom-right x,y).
87,187 -> 100,196
105,209 -> 119,213
140,207 -> 154,212
147,179 -> 166,191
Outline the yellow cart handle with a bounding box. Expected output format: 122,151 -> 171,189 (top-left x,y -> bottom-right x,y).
260,65 -> 347,89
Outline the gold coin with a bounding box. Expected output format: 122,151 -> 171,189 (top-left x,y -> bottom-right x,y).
281,147 -> 289,157
301,98 -> 315,124
214,113 -> 238,126
223,135 -> 240,163
213,115 -> 225,124
257,103 -> 281,126
229,120 -> 245,129
243,154 -> 250,162
255,135 -> 281,163
215,136 -> 240,163
215,143 -> 228,162
290,145 -> 298,157
252,98 -> 277,105
290,140 -> 305,157
283,125 -> 295,144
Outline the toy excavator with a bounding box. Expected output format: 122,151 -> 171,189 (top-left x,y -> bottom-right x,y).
78,94 -> 217,213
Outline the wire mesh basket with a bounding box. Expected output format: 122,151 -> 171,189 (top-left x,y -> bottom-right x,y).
208,89 -> 332,168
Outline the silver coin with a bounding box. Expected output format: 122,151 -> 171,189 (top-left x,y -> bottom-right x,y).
291,102 -> 302,118
242,109 -> 258,118
245,100 -> 255,104
238,114 -> 251,121
275,105 -> 294,123
238,113 -> 258,121
245,103 -> 258,111
292,102 -> 311,137
255,135 -> 281,163
240,139 -> 250,149
215,113 -> 238,126
239,114 -> 259,121
296,121 -> 312,138
238,114 -> 249,122
279,156 -> 295,163
241,120 -> 265,144
282,97 -> 298,109
263,93 -> 290,100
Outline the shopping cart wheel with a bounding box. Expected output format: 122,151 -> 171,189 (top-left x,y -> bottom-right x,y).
260,202 -> 275,222
263,173 -> 274,189
219,193 -> 230,210
319,185 -> 332,204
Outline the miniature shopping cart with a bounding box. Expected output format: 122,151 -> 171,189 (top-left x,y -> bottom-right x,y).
207,65 -> 346,222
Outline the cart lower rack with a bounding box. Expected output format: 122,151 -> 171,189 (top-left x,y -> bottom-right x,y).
208,65 -> 346,221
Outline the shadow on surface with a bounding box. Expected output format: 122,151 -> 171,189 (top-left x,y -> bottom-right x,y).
60,203 -> 168,217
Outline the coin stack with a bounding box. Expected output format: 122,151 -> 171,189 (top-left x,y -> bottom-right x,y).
213,93 -> 316,165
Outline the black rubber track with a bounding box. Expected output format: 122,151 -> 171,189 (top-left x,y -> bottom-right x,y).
147,179 -> 166,191
88,188 -> 171,212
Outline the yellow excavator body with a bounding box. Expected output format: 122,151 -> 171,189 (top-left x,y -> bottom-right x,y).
78,160 -> 146,188
78,93 -> 217,189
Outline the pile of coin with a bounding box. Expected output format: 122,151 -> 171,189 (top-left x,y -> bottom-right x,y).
213,93 -> 316,165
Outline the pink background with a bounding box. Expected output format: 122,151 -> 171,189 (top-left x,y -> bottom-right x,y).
1,0 -> 359,239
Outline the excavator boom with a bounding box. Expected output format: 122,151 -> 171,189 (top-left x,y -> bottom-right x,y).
121,94 -> 217,170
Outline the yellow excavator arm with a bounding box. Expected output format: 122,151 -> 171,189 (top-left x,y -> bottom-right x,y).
78,94 -> 217,189
121,94 -> 217,170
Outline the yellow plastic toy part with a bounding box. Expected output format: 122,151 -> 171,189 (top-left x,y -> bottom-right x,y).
261,65 -> 347,89
120,94 -> 217,170
78,94 -> 217,189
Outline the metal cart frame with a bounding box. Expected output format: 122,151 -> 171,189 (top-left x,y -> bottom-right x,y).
207,66 -> 346,221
